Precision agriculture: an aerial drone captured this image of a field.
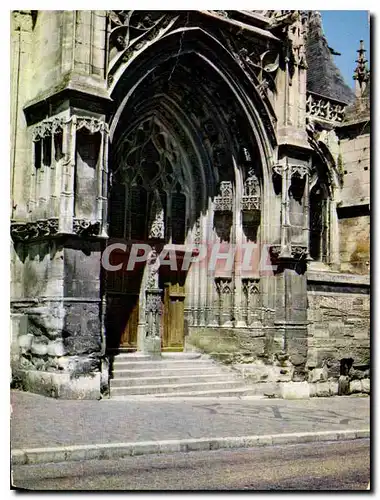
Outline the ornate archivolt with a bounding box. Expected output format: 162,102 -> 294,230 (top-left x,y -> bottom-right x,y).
107,10 -> 177,85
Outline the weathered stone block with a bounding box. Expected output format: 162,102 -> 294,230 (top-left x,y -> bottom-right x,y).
64,336 -> 101,355
349,380 -> 362,394
338,375 -> 350,395
20,369 -> 101,399
308,365 -> 328,383
361,378 -> 370,393
315,381 -> 330,397
47,340 -> 66,357
18,334 -> 34,351
329,380 -> 339,395
280,381 -> 310,399
31,336 -> 49,355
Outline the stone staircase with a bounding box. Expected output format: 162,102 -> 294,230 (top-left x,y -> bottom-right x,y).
108,352 -> 268,399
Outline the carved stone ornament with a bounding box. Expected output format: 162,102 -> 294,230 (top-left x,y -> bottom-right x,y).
269,244 -> 308,261
211,10 -> 229,18
287,11 -> 308,69
291,164 -> 309,179
214,181 -> 233,212
260,10 -> 298,28
146,248 -> 160,289
268,244 -> 282,261
11,218 -> 59,242
148,192 -> 165,239
272,163 -> 289,177
107,11 -> 175,81
194,219 -> 201,245
242,278 -> 259,296
32,116 -> 109,142
215,277 -> 233,295
306,93 -> 346,123
72,116 -> 109,135
32,118 -> 65,142
145,290 -> 162,313
72,219 -> 101,236
242,169 -> 261,211
291,245 -> 308,260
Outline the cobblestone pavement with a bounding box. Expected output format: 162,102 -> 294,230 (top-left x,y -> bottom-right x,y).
10,390 -> 370,449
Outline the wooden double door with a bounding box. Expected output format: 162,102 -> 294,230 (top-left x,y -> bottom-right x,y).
107,270 -> 186,351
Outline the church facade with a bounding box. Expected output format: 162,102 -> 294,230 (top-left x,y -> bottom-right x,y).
10,10 -> 370,398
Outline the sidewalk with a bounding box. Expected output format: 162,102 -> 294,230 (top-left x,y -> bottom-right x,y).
11,390 -> 370,464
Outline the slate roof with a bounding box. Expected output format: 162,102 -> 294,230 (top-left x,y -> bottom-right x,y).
306,11 -> 355,104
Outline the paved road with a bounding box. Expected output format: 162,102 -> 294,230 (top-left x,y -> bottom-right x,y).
12,439 -> 370,491
11,390 -> 370,449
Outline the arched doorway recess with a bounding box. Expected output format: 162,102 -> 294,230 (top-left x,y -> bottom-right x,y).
106,37 -> 272,354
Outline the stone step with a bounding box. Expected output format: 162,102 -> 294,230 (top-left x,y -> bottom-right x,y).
110,352 -> 202,361
111,367 -> 219,378
110,380 -> 245,396
110,374 -> 232,388
110,388 -> 268,400
161,352 -> 202,360
112,360 -> 216,370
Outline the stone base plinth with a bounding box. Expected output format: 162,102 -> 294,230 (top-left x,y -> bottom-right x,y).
18,370 -> 101,399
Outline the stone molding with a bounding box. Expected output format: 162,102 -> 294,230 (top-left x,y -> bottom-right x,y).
32,115 -> 109,142
11,218 -> 101,242
11,218 -> 59,242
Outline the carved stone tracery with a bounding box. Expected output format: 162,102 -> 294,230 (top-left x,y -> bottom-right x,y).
11,218 -> 59,242
242,169 -> 261,211
10,218 -> 100,241
32,118 -> 65,142
214,181 -> 233,212
306,93 -> 346,123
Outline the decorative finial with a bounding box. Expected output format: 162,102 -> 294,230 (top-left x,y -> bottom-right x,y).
353,40 -> 370,97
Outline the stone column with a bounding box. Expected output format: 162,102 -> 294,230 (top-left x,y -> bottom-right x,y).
59,116 -> 76,233
144,289 -> 162,357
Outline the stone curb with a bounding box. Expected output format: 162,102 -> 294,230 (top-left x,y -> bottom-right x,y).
11,429 -> 369,466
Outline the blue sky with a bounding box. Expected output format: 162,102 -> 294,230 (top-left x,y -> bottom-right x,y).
320,11 -> 370,89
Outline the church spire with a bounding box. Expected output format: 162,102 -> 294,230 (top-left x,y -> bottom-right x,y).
353,40 -> 370,97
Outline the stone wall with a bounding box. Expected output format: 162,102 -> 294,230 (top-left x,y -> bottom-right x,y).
306,273 -> 370,396
338,214 -> 370,274
339,130 -> 370,207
